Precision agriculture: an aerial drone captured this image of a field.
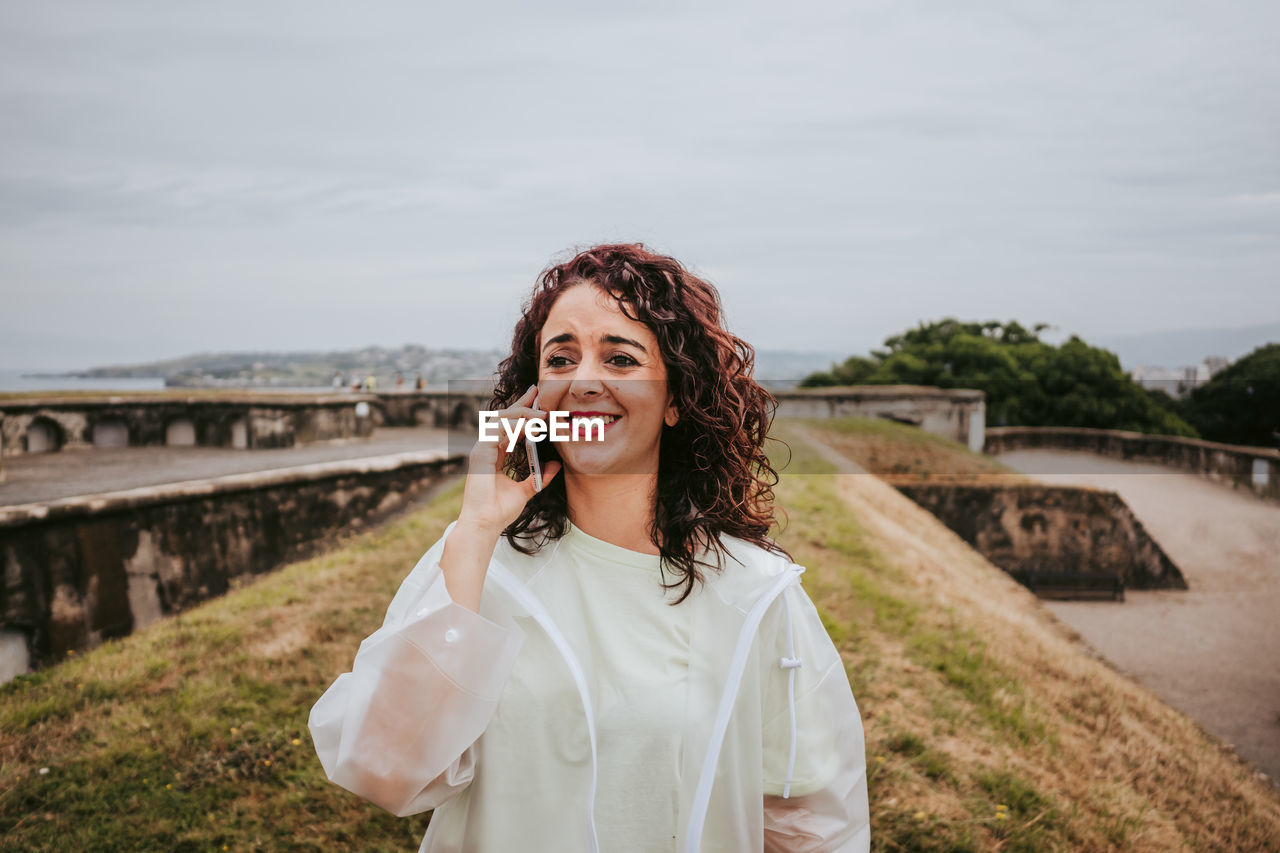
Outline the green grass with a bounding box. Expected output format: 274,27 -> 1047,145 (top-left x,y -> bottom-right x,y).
772,423 -> 1055,752
2,419 -> 1277,850
0,493 -> 461,850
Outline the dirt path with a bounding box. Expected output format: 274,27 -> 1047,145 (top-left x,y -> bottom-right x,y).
992,449 -> 1280,783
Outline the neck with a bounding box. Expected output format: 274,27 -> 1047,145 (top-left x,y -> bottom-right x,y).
564,471 -> 661,554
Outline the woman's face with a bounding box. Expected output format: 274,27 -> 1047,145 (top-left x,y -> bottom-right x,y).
535,283 -> 677,477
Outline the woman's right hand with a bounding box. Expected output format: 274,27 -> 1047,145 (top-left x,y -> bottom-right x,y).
457,383 -> 562,536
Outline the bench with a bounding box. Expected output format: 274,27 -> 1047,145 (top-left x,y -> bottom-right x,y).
1019,570 -> 1125,602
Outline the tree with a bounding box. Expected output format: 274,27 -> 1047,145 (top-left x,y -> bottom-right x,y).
800,318 -> 1197,436
1176,343 -> 1280,447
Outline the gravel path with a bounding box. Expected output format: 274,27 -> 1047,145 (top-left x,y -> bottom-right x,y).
0,426 -> 462,505
995,449 -> 1280,784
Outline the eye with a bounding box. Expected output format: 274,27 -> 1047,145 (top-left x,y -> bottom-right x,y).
544,353 -> 637,368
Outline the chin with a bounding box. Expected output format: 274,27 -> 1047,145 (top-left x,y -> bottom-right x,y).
562,450 -> 653,477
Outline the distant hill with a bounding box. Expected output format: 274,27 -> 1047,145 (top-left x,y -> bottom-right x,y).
47,346 -> 850,390
53,345 -> 506,389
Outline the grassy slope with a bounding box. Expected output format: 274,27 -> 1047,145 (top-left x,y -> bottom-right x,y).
777,418 -> 1280,851
1,417 -> 1277,851
0,500 -> 452,851
793,415 -> 1027,483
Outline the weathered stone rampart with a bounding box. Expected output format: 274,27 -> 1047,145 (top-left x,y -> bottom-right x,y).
0,388 -> 500,459
1,385 -> 982,458
985,426 -> 1280,504
888,480 -> 1187,590
0,450 -> 462,682
775,385 -> 985,451
0,393 -> 375,456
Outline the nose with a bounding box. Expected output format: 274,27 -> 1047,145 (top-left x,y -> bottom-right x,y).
567,373 -> 605,400
535,369 -> 604,412
564,354 -> 609,398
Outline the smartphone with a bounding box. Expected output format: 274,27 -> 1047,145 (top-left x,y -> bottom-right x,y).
527,390 -> 543,491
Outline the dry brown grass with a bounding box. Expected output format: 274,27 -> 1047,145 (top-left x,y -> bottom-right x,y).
776,418 -> 1280,852
805,416 -> 1027,486
0,493 -> 453,850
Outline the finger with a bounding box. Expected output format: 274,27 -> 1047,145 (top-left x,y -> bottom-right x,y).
526,459 -> 561,496
498,405 -> 547,419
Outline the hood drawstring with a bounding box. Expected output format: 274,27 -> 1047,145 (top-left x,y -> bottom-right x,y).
779,566 -> 805,798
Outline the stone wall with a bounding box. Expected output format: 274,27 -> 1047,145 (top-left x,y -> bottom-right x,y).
368,384 -> 987,456
0,450 -> 462,682
0,393 -> 376,457
372,389 -> 492,429
1,384 -> 987,459
985,426 -> 1280,504
889,481 -> 1187,590
775,385 -> 986,451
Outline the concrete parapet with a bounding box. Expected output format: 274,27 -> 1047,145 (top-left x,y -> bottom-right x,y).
775,385 -> 986,451
986,426 -> 1280,504
0,393 -> 377,458
0,449 -> 462,682
371,389 -> 492,429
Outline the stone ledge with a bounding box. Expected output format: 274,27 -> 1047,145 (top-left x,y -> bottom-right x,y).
780,384 -> 985,400
0,448 -> 465,680
985,426 -> 1280,503
0,449 -> 454,527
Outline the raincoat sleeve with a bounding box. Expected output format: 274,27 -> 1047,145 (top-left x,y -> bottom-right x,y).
760,577 -> 871,852
308,521 -> 526,818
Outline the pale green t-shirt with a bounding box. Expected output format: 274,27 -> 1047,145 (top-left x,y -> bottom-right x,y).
556,519 -> 690,851
552,519 -> 817,850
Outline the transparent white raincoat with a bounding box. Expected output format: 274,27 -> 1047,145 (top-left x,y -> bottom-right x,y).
309,520 -> 871,852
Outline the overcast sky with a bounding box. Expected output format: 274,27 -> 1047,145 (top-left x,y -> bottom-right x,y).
2,1 -> 1277,371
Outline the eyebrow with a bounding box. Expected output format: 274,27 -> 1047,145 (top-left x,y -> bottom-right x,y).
540,332 -> 648,354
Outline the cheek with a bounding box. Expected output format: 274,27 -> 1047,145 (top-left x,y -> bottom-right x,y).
613,385 -> 664,415
643,393 -> 671,424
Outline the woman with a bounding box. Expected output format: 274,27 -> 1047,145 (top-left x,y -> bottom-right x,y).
309,243 -> 870,852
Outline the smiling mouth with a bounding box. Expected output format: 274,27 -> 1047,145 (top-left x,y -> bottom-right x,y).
570,414 -> 622,434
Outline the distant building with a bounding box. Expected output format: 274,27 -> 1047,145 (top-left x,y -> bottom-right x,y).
1131,356 -> 1229,398
1203,355 -> 1230,375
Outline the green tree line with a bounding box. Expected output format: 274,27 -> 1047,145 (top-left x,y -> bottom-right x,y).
799,319 -> 1279,447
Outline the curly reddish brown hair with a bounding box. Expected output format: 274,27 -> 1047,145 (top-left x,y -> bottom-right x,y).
491,242 -> 792,604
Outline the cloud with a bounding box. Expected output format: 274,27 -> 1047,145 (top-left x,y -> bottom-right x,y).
0,0 -> 1277,369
